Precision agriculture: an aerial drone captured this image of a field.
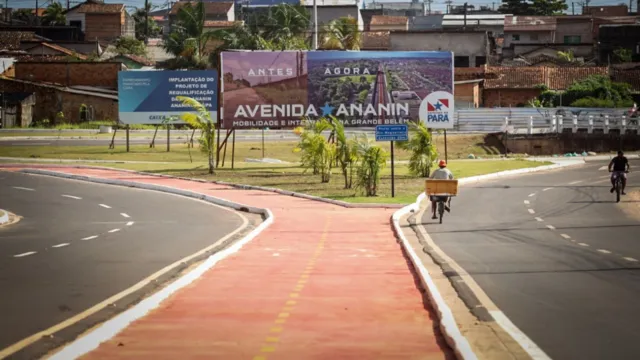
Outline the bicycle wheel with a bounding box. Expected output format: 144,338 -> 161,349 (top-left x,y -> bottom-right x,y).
438,201 -> 444,224
616,180 -> 621,203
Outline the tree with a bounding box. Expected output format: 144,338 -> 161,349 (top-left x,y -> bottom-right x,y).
162,1 -> 217,69
498,0 -> 531,15
12,9 -> 34,24
537,75 -> 635,108
397,122 -> 438,178
42,3 -> 66,26
320,17 -> 361,50
530,0 -> 567,15
557,50 -> 582,64
613,48 -> 633,63
175,96 -> 217,174
133,2 -> 162,41
354,133 -> 387,197
113,36 -> 147,56
294,118 -> 334,181
329,116 -> 358,189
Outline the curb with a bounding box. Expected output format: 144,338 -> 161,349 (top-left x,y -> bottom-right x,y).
459,159 -> 585,185
391,193 -> 477,360
19,169 -> 275,360
0,209 -> 8,225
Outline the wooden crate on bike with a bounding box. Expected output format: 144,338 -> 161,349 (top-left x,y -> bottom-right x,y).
425,179 -> 459,196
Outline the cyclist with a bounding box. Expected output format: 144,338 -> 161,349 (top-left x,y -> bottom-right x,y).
430,160 -> 454,220
609,150 -> 630,195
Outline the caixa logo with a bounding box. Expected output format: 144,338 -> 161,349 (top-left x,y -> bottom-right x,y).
419,91 -> 454,129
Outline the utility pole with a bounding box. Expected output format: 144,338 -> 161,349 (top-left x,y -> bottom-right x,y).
67,0 -> 70,11
35,0 -> 39,25
312,0 -> 318,49
144,0 -> 149,44
445,0 -> 453,14
572,2 -> 575,14
426,0 -> 433,14
463,2 -> 468,29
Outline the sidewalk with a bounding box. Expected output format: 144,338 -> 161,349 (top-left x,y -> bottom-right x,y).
11,166 -> 453,359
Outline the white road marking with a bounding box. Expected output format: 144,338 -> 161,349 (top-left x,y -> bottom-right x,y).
528,193 -> 536,197
560,234 -> 571,239
120,213 -> 130,218
126,221 -> 134,226
528,209 -> 535,214
99,204 -> 111,209
490,311 -> 552,360
535,217 -> 544,222
623,257 -> 638,262
108,228 -> 120,233
14,251 -> 37,258
597,249 -> 611,254
61,195 -> 82,200
524,200 -> 530,205
568,180 -> 583,185
81,235 -> 98,241
543,187 -> 553,191
598,166 -> 608,171
578,243 -> 589,247
52,243 -> 70,248
546,225 -> 556,230
12,186 -> 34,191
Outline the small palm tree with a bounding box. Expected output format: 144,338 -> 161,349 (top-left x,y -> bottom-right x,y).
320,17 -> 361,50
175,96 -> 216,174
43,3 -> 66,26
354,133 -> 387,197
329,116 -> 357,189
397,122 -> 438,177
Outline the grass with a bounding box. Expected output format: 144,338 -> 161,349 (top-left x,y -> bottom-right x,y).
0,136 -> 550,204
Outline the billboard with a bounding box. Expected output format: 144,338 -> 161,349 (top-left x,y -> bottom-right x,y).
118,70 -> 218,125
220,51 -> 453,129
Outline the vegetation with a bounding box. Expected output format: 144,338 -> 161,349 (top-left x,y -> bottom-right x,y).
329,117 -> 358,189
113,36 -> 148,57
397,122 -> 438,177
320,17 -> 361,50
533,75 -> 634,108
353,133 -> 388,197
613,48 -> 633,63
42,3 -> 66,26
499,0 -> 567,15
133,2 -> 162,41
174,96 -> 217,174
294,119 -> 334,181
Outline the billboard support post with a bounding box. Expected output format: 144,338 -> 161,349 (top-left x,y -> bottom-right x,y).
231,129 -> 236,170
391,140 -> 395,198
216,126 -> 221,167
262,128 -> 265,159
166,126 -> 170,152
150,125 -> 159,148
444,129 -> 448,162
109,126 -> 117,149
126,125 -> 130,153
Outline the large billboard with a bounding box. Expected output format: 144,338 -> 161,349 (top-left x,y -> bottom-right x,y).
118,70 -> 218,125
220,51 -> 453,129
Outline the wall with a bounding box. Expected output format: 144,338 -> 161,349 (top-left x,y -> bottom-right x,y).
65,12 -> 86,31
122,12 -> 135,38
555,20 -> 593,44
454,81 -> 481,108
85,13 -> 122,41
371,23 -> 408,31
390,31 -> 486,67
483,88 -> 541,107
0,78 -> 117,124
14,62 -> 121,88
305,6 -> 361,30
503,31 -> 554,48
505,132 -> 640,155
507,43 -> 594,58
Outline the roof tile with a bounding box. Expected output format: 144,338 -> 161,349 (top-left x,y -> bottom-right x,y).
611,68 -> 640,92
484,66 -> 609,90
170,2 -> 233,15
0,32 -> 37,50
73,2 -> 124,13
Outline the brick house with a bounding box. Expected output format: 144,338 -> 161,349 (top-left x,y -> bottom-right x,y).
455,67 -> 485,108
583,5 -> 629,17
483,66 -> 609,107
65,0 -> 135,43
14,61 -> 122,89
370,15 -> 409,31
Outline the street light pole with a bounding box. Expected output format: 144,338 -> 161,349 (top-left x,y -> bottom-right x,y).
312,0 -> 318,49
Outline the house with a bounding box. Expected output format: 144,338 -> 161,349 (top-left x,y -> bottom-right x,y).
598,24 -> 640,63
21,42 -> 88,60
370,15 -> 409,31
14,61 -> 122,89
389,30 -> 489,67
106,54 -> 154,69
19,40 -> 102,56
169,1 -> 234,30
583,5 -> 629,17
65,0 -> 135,42
408,15 -> 444,31
0,92 -> 36,128
442,14 -> 506,35
0,26 -> 83,41
483,66 -> 609,107
455,67 -> 485,108
610,63 -> 640,96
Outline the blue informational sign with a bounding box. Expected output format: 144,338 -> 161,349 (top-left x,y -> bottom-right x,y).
375,124 -> 409,141
118,70 -> 218,125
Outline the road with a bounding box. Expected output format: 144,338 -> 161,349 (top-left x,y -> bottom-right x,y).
0,171 -> 247,358
421,159 -> 640,359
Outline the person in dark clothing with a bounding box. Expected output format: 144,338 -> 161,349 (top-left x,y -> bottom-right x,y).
609,151 -> 630,195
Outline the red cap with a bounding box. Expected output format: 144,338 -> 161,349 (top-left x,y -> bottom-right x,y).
439,160 -> 447,167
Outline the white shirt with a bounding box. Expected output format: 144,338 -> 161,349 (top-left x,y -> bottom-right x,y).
430,168 -> 454,180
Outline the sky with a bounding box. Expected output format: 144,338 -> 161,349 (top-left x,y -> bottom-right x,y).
7,0 -> 634,14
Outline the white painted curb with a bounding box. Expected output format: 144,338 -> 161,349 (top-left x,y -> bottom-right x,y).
392,193 -> 477,360
17,169 -> 274,360
0,209 -> 8,225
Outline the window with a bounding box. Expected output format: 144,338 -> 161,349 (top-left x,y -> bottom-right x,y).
529,33 -> 539,41
564,35 -> 581,44
512,34 -> 520,41
70,20 -> 81,29
475,56 -> 487,66
454,56 -> 470,68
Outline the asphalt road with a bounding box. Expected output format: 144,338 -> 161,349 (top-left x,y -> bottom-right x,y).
422,159 -> 640,360
0,171 -> 246,356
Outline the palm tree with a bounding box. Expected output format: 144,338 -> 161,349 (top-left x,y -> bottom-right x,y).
329,116 -> 357,189
175,96 -> 217,174
320,17 -> 361,50
42,3 -> 66,26
397,122 -> 438,177
259,4 -> 310,47
162,1 -> 216,69
133,2 -> 161,40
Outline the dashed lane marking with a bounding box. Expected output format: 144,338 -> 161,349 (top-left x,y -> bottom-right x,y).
61,195 -> 82,200
81,236 -> 98,241
13,252 -> 37,258
543,187 -> 553,191
560,234 -> 571,239
528,193 -> 536,197
546,225 -> 556,230
568,180 -> 583,185
52,243 -> 70,248
535,217 -> 544,222
12,186 -> 34,191
528,209 -> 535,214
623,257 -> 638,262
126,221 -> 134,226
108,228 -> 120,233
120,213 -> 130,218
578,243 -> 589,247
524,200 -> 530,205
99,204 -> 111,209
597,249 -> 611,254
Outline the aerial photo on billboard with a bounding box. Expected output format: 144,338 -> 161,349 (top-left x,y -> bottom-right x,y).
220,50 -> 453,129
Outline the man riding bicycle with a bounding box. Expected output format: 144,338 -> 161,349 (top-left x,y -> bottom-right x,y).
430,160 -> 454,220
609,151 -> 630,195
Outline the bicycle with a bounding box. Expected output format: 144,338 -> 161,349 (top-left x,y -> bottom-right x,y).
611,170 -> 629,203
435,196 -> 452,224
425,179 -> 458,224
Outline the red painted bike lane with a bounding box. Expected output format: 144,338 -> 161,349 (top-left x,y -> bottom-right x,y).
13,167 -> 454,359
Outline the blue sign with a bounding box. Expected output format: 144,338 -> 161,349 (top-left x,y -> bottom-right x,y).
118,70 -> 218,125
375,124 -> 408,141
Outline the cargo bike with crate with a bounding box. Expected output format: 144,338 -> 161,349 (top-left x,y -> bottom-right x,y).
425,179 -> 459,224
